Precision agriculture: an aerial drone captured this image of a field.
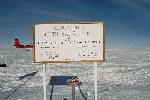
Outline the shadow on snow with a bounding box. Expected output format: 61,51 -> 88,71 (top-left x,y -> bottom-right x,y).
5,71 -> 38,99
49,76 -> 87,100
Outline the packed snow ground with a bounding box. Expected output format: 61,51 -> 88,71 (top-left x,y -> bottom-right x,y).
0,46 -> 150,100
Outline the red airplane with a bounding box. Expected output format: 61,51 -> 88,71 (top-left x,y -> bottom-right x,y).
13,39 -> 33,48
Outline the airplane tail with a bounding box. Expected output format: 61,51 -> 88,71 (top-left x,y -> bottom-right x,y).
14,39 -> 21,48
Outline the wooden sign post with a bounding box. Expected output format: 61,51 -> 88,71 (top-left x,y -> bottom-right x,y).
33,22 -> 105,100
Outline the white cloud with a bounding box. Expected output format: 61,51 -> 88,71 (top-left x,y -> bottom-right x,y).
109,0 -> 150,23
110,0 -> 149,11
6,0 -> 89,21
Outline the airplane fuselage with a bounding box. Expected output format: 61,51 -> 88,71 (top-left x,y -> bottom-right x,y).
16,45 -> 33,48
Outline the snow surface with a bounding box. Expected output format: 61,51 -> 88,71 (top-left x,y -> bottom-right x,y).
0,46 -> 150,100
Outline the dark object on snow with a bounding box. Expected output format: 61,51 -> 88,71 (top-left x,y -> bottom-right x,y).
0,64 -> 7,67
18,71 -> 38,80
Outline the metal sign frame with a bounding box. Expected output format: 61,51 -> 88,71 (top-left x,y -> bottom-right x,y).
33,22 -> 105,63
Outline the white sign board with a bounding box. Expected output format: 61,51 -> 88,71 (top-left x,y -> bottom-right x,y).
33,22 -> 105,63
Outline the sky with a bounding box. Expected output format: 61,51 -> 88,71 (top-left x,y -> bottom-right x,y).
0,0 -> 150,47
